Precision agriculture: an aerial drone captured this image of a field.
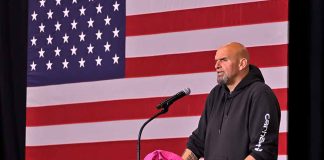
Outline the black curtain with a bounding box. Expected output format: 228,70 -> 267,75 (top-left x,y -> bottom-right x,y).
0,0 -> 27,160
289,0 -> 323,159
0,0 -> 323,160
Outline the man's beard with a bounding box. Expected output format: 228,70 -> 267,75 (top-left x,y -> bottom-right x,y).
217,74 -> 229,85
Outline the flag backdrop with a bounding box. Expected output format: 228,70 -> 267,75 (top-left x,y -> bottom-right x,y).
26,0 -> 288,159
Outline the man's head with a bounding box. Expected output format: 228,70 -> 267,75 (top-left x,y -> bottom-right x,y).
214,42 -> 250,88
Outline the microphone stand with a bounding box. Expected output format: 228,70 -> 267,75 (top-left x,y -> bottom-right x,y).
137,107 -> 169,160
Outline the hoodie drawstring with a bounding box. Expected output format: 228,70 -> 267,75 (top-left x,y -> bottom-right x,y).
219,93 -> 227,134
225,98 -> 233,116
218,93 -> 233,134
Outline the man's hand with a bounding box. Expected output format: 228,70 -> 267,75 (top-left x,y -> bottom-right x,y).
244,155 -> 256,160
181,149 -> 198,160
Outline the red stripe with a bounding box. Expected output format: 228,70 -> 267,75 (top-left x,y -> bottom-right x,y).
126,0 -> 288,36
273,88 -> 287,111
278,132 -> 287,156
26,133 -> 286,160
126,44 -> 287,78
26,94 -> 206,126
27,88 -> 286,126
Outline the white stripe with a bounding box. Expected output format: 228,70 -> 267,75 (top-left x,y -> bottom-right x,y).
201,155 -> 287,160
261,66 -> 288,88
280,111 -> 287,133
278,155 -> 287,160
26,111 -> 287,146
27,66 -> 287,107
200,155 -> 286,160
126,22 -> 288,58
126,0 -> 266,15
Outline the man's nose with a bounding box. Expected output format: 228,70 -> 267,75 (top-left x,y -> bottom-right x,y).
215,61 -> 220,69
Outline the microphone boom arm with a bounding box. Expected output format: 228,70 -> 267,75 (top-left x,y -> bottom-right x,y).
137,108 -> 168,160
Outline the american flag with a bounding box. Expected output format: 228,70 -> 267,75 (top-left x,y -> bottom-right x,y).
26,0 -> 288,159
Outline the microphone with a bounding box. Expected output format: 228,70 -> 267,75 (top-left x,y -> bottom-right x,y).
156,88 -> 191,109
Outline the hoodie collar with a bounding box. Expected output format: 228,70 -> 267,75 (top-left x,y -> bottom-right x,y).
222,65 -> 265,96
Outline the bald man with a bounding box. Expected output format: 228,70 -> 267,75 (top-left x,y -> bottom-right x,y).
182,42 -> 281,160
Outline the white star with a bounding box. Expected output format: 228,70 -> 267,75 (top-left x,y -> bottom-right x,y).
31,11 -> 38,21
95,56 -> 102,66
39,23 -> 45,32
78,58 -> 85,67
46,34 -> 53,44
87,43 -> 94,54
104,41 -> 111,52
55,21 -> 61,31
63,8 -> 69,17
54,46 -> 61,56
89,0 -> 94,1
112,27 -> 119,37
113,1 -> 120,11
38,48 -> 45,58
79,6 -> 86,16
87,18 -> 94,28
62,59 -> 69,69
62,33 -> 69,43
112,54 -> 119,64
72,0 -> 78,4
104,15 -> 111,25
70,45 -> 77,55
56,0 -> 61,5
96,30 -> 103,40
46,60 -> 53,70
96,3 -> 103,13
79,32 -> 86,42
39,0 -> 46,7
71,20 -> 78,30
30,61 -> 37,71
47,9 -> 54,19
31,36 -> 37,46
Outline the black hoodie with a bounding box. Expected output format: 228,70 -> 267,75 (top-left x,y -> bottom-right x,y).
187,65 -> 281,160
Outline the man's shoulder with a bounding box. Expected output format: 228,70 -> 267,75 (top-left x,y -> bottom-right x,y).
248,81 -> 273,95
205,85 -> 223,101
210,84 -> 223,94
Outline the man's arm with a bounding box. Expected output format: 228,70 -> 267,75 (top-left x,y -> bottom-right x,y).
182,149 -> 198,160
248,87 -> 281,159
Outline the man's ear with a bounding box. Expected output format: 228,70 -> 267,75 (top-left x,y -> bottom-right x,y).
239,58 -> 248,71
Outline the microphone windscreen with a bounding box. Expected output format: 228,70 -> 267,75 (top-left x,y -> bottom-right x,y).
183,88 -> 191,95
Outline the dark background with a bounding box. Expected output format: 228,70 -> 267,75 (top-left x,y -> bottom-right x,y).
0,0 -> 322,160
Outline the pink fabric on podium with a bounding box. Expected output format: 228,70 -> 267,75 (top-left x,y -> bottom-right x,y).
144,150 -> 182,160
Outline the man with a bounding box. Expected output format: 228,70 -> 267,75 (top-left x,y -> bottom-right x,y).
182,42 -> 281,160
